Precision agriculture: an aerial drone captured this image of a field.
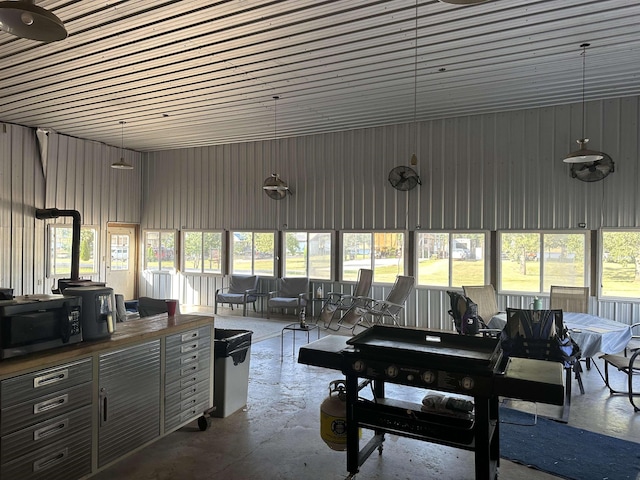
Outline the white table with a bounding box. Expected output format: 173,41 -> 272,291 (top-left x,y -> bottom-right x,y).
489,311 -> 632,358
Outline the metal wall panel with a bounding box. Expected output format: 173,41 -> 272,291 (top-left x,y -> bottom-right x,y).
141,96 -> 640,327
0,124 -> 142,296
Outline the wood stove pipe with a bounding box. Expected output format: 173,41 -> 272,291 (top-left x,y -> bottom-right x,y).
36,208 -> 81,280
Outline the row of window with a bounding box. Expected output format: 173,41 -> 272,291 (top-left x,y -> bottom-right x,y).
47,226 -> 640,300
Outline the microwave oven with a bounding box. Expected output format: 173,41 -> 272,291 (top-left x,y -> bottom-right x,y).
0,294 -> 82,360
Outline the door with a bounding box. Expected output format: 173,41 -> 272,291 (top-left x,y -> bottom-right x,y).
106,224 -> 138,300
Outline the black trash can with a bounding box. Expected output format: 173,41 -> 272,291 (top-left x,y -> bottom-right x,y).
213,329 -> 253,417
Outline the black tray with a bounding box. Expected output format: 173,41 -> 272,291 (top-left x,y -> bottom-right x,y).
346,325 -> 501,373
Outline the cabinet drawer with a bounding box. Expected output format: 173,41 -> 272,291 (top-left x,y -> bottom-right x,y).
165,366 -> 210,397
165,387 -> 210,418
1,382 -> 92,436
1,428 -> 91,480
165,335 -> 211,361
165,397 -> 210,433
165,350 -> 211,386
166,326 -> 212,350
1,358 -> 92,407
0,404 -> 92,464
165,378 -> 210,410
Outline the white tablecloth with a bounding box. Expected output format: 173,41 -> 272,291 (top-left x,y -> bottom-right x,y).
488,311 -> 632,358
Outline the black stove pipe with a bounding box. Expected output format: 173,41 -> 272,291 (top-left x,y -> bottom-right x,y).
36,208 -> 81,280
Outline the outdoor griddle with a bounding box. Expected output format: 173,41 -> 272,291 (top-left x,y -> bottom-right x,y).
299,325 -> 565,480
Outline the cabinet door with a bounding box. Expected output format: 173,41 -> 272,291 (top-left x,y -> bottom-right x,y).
98,340 -> 160,468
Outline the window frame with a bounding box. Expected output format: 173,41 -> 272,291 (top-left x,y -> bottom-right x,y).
230,230 -> 277,277
414,230 -> 489,289
47,224 -> 100,278
599,228 -> 640,301
283,230 -> 334,280
340,230 -> 406,284
180,230 -> 225,275
143,229 -> 177,273
497,230 -> 590,295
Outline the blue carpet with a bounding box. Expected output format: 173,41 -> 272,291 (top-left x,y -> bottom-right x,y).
500,407 -> 640,480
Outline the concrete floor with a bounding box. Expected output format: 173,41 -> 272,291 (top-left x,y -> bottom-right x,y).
92,315 -> 640,480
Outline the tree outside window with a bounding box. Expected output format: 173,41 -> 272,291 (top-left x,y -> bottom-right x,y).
601,230 -> 640,299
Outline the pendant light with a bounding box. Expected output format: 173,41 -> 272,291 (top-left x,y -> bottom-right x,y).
263,96 -> 292,199
111,121 -> 134,170
409,0 -> 418,166
563,43 -> 606,164
0,0 -> 67,42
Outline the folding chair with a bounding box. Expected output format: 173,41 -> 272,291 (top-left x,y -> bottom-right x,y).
322,269 -> 373,330
331,275 -> 414,334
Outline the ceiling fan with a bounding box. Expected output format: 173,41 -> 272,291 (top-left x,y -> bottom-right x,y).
262,174 -> 292,200
570,154 -> 615,182
388,165 -> 422,191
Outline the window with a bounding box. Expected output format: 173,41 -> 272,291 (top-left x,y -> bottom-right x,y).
48,225 -> 99,277
600,229 -> 640,299
415,232 -> 487,288
144,230 -> 176,272
231,231 -> 275,276
110,234 -> 130,271
182,231 -> 223,274
284,231 -> 332,279
499,231 -> 589,293
342,231 -> 404,283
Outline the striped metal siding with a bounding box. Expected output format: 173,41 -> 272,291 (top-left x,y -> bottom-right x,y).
0,123 -> 142,296
98,340 -> 160,468
141,96 -> 640,327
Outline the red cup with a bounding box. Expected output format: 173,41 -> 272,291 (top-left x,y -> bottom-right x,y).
166,299 -> 178,316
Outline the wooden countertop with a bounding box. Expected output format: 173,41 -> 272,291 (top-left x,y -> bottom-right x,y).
0,314 -> 214,378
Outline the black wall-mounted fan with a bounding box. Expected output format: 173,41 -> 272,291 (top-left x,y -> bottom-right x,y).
388,165 -> 421,191
262,173 -> 292,200
570,153 -> 615,182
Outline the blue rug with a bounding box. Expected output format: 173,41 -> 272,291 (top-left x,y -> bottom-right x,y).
500,407 -> 640,480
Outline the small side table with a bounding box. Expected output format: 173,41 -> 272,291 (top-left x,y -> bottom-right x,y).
281,322 -> 320,359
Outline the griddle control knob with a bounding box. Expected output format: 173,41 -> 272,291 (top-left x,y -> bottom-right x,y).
385,365 -> 399,378
353,360 -> 366,373
421,370 -> 435,384
461,376 -> 475,390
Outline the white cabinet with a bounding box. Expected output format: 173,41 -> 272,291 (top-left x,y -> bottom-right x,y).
0,358 -> 92,480
98,340 -> 161,468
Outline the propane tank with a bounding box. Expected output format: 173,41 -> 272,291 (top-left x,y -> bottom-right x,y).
320,380 -> 347,451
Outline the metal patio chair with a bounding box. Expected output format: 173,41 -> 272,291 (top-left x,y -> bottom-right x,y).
215,275 -> 259,316
332,275 -> 415,334
322,269 -> 373,330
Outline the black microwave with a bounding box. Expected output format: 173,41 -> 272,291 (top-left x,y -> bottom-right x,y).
0,294 -> 82,360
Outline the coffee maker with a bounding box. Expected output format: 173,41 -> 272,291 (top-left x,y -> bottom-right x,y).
64,286 -> 116,341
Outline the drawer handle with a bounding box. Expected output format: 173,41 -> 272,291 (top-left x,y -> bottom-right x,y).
181,342 -> 199,353
34,418 -> 69,441
99,387 -> 108,426
181,331 -> 199,342
33,369 -> 69,388
33,394 -> 68,415
181,353 -> 199,364
33,447 -> 68,472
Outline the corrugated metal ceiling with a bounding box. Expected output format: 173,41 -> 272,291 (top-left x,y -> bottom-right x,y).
1,0 -> 639,152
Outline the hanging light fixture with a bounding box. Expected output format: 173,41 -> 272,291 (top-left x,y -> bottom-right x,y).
409,0 -> 418,166
563,43 -> 606,164
111,121 -> 134,170
263,96 -> 292,199
0,0 -> 67,42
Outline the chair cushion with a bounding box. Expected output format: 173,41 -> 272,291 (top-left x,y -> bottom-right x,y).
218,292 -> 257,304
268,297 -> 307,309
228,275 -> 258,294
278,278 -> 309,298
